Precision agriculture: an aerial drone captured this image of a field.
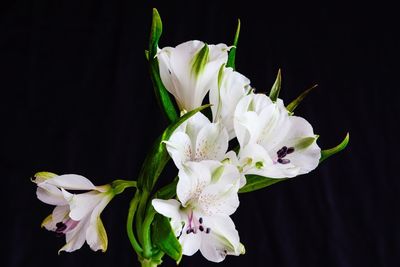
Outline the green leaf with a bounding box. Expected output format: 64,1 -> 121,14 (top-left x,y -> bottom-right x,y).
191,43 -> 209,77
227,19 -> 241,70
286,84 -> 318,113
137,104 -> 211,192
148,8 -> 178,122
320,133 -> 350,163
151,213 -> 182,263
269,69 -> 282,101
239,174 -> 288,193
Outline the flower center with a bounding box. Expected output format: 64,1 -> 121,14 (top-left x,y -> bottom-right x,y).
54,218 -> 79,236
185,211 -> 211,235
276,146 -> 294,164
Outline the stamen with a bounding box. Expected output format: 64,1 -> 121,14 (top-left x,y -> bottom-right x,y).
55,222 -> 67,233
199,217 -> 203,224
199,225 -> 204,232
286,147 -> 295,154
186,229 -> 192,234
205,227 -> 211,234
277,146 -> 288,158
277,158 -> 290,164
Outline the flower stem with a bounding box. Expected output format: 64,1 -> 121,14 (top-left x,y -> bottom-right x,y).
126,191 -> 143,254
140,258 -> 160,267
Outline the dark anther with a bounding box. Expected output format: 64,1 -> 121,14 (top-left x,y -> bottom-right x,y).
286,147 -> 295,154
199,225 -> 204,232
186,229 -> 191,234
277,146 -> 288,158
277,158 -> 290,164
55,222 -> 66,232
55,232 -> 65,237
205,228 -> 211,234
199,217 -> 203,224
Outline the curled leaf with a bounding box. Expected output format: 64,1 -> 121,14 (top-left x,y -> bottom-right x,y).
320,133 -> 350,163
227,19 -> 241,70
239,175 -> 288,193
286,84 -> 318,113
269,69 -> 282,101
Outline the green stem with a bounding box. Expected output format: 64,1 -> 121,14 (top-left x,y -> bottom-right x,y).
142,205 -> 157,258
136,189 -> 150,246
126,191 -> 143,254
139,258 -> 160,267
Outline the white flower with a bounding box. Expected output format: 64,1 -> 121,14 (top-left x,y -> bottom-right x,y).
233,93 -> 321,178
165,112 -> 229,169
152,161 -> 245,262
157,40 -> 230,112
33,172 -> 114,253
209,66 -> 252,139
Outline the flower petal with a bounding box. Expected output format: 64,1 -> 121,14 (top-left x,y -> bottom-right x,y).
195,122 -> 228,161
64,190 -> 104,221
36,183 -> 68,206
210,67 -> 251,139
152,199 -> 184,236
59,217 -> 90,253
198,164 -> 240,216
199,215 -> 242,262
45,174 -> 97,191
177,161 -> 214,206
165,132 -> 193,169
86,194 -> 113,252
179,230 -> 201,256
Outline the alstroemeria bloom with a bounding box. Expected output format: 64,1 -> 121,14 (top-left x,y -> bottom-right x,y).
233,93 -> 321,178
157,40 -> 230,112
209,66 -> 252,139
165,112 -> 229,169
152,161 -> 245,262
33,172 -> 114,253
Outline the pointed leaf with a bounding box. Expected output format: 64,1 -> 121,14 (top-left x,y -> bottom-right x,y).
239,175 -> 288,193
320,133 -> 350,163
137,105 -> 211,192
227,19 -> 241,70
269,69 -> 282,101
287,84 -> 318,113
151,213 -> 182,263
148,8 -> 178,122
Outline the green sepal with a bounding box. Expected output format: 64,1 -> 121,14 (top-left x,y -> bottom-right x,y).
286,84 -> 318,113
191,43 -> 209,77
148,8 -> 178,122
227,19 -> 241,70
269,69 -> 282,102
239,174 -> 288,193
137,104 -> 211,192
294,136 -> 319,150
320,133 -> 350,163
151,213 -> 182,263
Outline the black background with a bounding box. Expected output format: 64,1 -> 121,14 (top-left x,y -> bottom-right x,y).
1,1 -> 398,267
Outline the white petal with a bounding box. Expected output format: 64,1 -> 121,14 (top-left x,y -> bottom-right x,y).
177,161 -> 213,206
86,194 -> 113,252
36,183 -> 67,206
179,230 -> 201,256
41,205 -> 69,231
195,122 -> 229,161
199,215 -> 242,262
210,67 -> 251,139
33,172 -> 57,184
198,164 -> 240,216
45,174 -> 97,191
165,132 -> 193,169
59,217 -> 90,253
185,112 -> 210,146
152,199 -> 182,222
65,190 -> 104,221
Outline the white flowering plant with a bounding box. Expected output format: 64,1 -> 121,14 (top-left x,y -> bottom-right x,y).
32,9 -> 349,267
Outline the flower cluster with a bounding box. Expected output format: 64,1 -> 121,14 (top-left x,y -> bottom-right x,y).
31,8 -> 348,267
151,39 -> 321,262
